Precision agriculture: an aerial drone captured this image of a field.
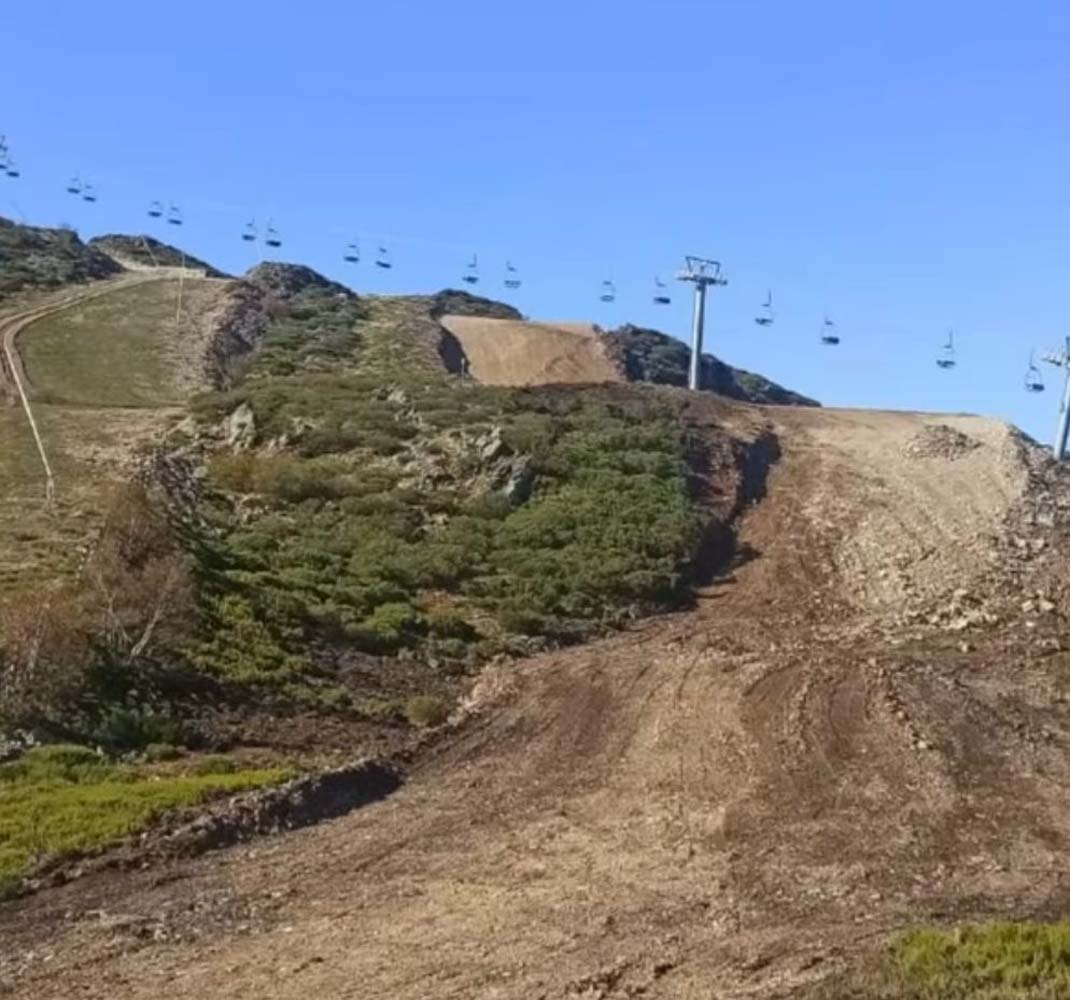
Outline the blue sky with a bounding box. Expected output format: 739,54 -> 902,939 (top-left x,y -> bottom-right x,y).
2,0 -> 1068,442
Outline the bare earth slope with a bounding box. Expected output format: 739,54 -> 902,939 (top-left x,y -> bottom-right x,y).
3,400 -> 1070,999
439,314 -> 623,386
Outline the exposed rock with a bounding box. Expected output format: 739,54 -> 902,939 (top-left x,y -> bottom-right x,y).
0,216 -> 122,299
604,323 -> 819,406
244,262 -> 355,301
429,289 -> 522,321
903,424 -> 982,460
225,403 -> 256,448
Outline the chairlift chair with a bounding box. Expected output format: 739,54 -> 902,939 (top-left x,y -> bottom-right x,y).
503,260 -> 521,290
66,177 -> 82,195
820,316 -> 840,346
147,200 -> 163,218
241,221 -> 257,243
599,278 -> 616,304
462,254 -> 480,286
4,161 -> 19,179
264,224 -> 282,249
166,204 -> 183,226
1025,351 -> 1045,393
343,241 -> 360,263
375,245 -> 393,269
755,290 -> 774,326
81,184 -> 97,203
936,330 -> 956,370
653,276 -> 671,306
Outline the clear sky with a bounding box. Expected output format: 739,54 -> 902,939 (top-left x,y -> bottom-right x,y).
2,0 -> 1068,442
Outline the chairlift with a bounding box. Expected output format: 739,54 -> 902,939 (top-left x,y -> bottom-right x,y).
462,254 -> 480,286
66,177 -> 82,195
755,290 -> 774,326
4,160 -> 19,179
503,260 -> 521,290
343,241 -> 360,263
147,200 -> 163,218
599,278 -> 616,304
81,183 -> 97,203
820,316 -> 840,346
936,330 -> 956,370
1025,351 -> 1045,393
264,223 -> 282,249
653,276 -> 671,306
241,221 -> 257,243
166,204 -> 183,226
375,245 -> 393,269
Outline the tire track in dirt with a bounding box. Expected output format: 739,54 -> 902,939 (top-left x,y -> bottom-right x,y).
3,401 -> 1070,999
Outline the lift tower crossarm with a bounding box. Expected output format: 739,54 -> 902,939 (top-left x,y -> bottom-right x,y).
676,256 -> 728,391
1042,337 -> 1070,461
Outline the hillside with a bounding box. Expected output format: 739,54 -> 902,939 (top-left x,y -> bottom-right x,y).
88,234 -> 229,278
608,322 -> 820,405
4,402 -> 1070,999
0,217 -> 122,300
8,225 -> 1070,999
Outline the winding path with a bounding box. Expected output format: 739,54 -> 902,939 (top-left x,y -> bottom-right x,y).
0,270 -> 194,506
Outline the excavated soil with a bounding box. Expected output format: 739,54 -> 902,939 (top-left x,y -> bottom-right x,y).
439,314 -> 623,386
3,400 -> 1070,999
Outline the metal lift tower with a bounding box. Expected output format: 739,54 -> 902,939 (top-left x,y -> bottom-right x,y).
1042,337 -> 1070,461
677,256 -> 728,391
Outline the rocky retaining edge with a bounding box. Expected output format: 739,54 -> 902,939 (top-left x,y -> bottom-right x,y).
20,758 -> 402,895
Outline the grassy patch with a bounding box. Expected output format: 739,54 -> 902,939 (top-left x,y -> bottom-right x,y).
0,745 -> 290,881
21,278 -> 220,407
818,923 -> 1070,999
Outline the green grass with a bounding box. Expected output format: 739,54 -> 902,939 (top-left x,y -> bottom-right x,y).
0,745 -> 291,883
21,278 -> 219,407
818,923 -> 1070,999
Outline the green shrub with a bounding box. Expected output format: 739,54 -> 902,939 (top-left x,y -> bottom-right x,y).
190,755 -> 240,776
404,695 -> 450,728
426,607 -> 477,641
142,743 -> 183,762
353,601 -> 422,653
89,707 -> 185,752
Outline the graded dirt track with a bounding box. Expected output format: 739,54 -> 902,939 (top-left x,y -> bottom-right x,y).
4,399 -> 1070,999
439,314 -> 623,386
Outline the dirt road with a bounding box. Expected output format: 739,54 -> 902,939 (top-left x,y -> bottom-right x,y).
3,400 -> 1070,999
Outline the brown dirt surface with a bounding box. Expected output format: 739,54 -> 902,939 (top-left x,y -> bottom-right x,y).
4,400 -> 1070,999
440,314 -> 623,386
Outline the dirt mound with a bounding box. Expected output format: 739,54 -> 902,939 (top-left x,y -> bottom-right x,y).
902,422 -> 983,460
440,314 -> 623,386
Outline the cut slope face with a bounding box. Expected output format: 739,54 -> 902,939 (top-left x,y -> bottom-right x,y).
439,314 -> 623,386
6,404 -> 1070,1000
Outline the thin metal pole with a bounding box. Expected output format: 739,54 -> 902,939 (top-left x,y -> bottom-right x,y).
688,283 -> 707,391
1055,337 -> 1070,461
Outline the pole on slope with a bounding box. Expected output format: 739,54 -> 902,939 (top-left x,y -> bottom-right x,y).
676,256 -> 727,391
1045,337 -> 1070,461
